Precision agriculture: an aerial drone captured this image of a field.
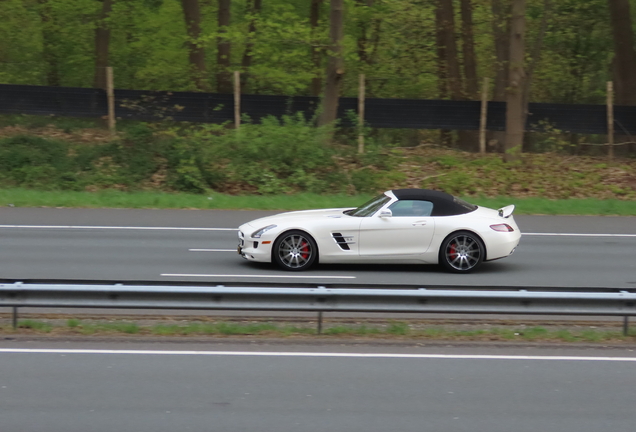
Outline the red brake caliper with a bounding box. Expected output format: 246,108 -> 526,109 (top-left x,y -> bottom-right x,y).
449,243 -> 457,259
300,241 -> 310,260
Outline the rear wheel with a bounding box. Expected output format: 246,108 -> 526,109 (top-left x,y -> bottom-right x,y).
273,230 -> 318,271
440,231 -> 484,273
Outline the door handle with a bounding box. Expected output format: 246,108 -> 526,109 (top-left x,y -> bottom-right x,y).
412,221 -> 427,226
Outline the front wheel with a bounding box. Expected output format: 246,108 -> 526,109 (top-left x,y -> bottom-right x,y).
439,231 -> 485,273
272,230 -> 318,271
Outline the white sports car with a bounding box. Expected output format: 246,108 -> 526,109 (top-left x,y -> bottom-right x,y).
237,189 -> 520,273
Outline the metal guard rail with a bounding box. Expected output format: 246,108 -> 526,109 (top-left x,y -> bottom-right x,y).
1,282 -> 635,334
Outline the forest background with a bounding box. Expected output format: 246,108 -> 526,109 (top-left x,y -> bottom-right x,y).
0,0 -> 635,210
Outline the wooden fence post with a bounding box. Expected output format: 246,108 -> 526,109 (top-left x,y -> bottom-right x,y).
234,71 -> 241,130
106,66 -> 116,135
607,81 -> 614,161
358,74 -> 365,154
479,77 -> 489,155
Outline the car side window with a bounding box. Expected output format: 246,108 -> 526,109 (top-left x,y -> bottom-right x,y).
388,200 -> 433,217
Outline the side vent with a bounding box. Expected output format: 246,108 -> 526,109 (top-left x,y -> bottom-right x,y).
332,233 -> 351,251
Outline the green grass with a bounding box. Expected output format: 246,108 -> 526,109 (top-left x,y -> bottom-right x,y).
3,320 -> 635,342
0,187 -> 635,215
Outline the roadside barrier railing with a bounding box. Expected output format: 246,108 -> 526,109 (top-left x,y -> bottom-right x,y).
1,282 -> 635,335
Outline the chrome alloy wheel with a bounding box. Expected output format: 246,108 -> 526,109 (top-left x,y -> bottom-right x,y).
275,232 -> 316,270
442,232 -> 483,272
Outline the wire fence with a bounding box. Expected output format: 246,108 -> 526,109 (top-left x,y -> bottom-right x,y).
1,83 -> 636,135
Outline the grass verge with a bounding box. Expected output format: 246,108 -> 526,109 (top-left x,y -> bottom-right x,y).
5,319 -> 636,343
1,188 -> 636,215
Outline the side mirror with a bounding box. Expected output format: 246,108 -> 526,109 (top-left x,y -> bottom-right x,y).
379,209 -> 392,218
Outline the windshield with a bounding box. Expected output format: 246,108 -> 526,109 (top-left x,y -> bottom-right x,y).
345,194 -> 391,217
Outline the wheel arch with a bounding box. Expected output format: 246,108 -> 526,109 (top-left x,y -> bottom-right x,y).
438,229 -> 488,262
271,228 -> 320,264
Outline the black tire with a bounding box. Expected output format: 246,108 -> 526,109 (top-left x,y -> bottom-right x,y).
272,230 -> 318,271
439,231 -> 485,273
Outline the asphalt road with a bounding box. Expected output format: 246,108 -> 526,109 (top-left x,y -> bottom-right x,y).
0,207 -> 635,288
1,341 -> 635,432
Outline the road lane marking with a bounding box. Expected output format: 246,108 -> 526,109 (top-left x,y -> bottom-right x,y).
161,273 -> 356,279
1,225 -> 635,237
1,348 -> 636,362
523,233 -> 636,238
189,249 -> 236,252
0,225 -> 237,231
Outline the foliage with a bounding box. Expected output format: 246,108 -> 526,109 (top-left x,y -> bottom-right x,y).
0,115 -> 634,202
0,0 -> 622,105
4,319 -> 636,343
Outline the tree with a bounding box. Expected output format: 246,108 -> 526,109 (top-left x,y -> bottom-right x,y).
37,0 -> 61,87
217,0 -> 232,93
318,0 -> 344,127
460,0 -> 478,98
608,0 -> 636,105
435,0 -> 452,146
310,0 -> 323,96
240,0 -> 262,91
355,0 -> 381,96
491,0 -> 509,102
489,0 -> 510,152
181,0 -> 207,91
504,0 -> 526,162
438,0 -> 463,100
93,0 -> 113,89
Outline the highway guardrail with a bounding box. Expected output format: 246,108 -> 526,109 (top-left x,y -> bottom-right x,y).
1,282 -> 635,335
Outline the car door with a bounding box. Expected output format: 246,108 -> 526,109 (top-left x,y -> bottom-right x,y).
358,199 -> 436,257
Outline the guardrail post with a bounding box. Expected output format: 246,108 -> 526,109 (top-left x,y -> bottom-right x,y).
317,311 -> 323,335
623,316 -> 629,336
12,307 -> 18,329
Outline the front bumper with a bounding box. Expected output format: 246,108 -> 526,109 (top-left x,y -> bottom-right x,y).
237,230 -> 274,263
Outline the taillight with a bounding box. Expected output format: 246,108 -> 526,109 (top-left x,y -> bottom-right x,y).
490,223 -> 514,232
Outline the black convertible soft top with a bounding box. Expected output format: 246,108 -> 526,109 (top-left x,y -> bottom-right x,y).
391,189 -> 477,216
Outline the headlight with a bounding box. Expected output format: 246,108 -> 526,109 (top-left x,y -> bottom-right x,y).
251,224 -> 277,238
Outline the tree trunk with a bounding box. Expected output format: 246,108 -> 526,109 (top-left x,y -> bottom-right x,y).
435,1 -> 452,147
356,0 -> 374,65
216,0 -> 232,93
240,0 -> 262,91
522,0 -> 552,152
438,0 -> 463,100
490,0 -> 510,152
491,0 -> 509,101
460,0 -> 478,98
439,0 -> 475,151
504,0 -> 526,162
93,0 -> 113,89
608,0 -> 636,105
181,0 -> 207,91
310,0 -> 323,97
37,0 -> 60,87
317,0 -> 344,127
459,0 -> 480,151
355,0 -> 381,97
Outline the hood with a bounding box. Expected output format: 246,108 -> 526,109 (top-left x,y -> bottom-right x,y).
242,208 -> 353,229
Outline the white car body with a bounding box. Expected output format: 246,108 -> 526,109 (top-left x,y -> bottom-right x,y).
237,189 -> 521,273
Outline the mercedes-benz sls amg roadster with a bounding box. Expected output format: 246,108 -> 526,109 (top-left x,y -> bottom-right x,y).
237,189 -> 520,273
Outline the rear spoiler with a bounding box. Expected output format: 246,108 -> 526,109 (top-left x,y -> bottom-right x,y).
498,204 -> 515,218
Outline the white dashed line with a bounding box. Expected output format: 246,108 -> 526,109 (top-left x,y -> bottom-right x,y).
189,249 -> 236,252
161,273 -> 356,279
1,348 -> 636,362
